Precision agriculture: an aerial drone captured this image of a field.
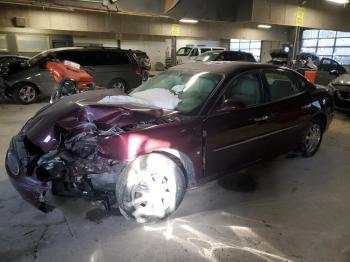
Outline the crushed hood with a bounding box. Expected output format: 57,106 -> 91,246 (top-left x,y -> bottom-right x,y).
24,89 -> 175,152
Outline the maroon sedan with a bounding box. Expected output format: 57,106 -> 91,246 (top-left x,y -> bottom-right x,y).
6,62 -> 333,223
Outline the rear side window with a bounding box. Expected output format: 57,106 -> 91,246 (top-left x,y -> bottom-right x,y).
244,53 -> 256,62
84,51 -> 131,66
263,70 -> 305,101
200,48 -> 211,53
105,52 -> 131,65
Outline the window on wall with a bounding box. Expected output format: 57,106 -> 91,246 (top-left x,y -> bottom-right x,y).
0,34 -> 8,51
230,39 -> 262,62
301,29 -> 350,65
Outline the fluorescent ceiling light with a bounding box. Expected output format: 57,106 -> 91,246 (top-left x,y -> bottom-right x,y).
258,24 -> 272,29
179,19 -> 198,24
326,0 -> 349,3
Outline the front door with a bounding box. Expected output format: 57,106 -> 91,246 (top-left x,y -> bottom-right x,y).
203,71 -> 277,176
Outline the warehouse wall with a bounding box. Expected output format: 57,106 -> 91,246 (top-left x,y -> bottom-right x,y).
73,37 -> 118,47
0,4 -> 290,42
121,40 -> 166,68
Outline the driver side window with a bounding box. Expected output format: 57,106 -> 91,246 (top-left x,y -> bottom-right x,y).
220,72 -> 262,107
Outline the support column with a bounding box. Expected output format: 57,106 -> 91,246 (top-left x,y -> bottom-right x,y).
171,36 -> 176,66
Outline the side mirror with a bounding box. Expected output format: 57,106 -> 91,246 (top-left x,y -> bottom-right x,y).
329,70 -> 340,77
215,99 -> 246,112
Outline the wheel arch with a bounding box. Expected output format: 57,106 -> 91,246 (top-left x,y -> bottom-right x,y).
313,112 -> 328,131
11,81 -> 40,95
150,148 -> 197,188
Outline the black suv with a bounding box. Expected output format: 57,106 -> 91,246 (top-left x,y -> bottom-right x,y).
0,47 -> 142,104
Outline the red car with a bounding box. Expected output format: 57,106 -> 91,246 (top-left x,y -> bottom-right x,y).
6,62 -> 334,223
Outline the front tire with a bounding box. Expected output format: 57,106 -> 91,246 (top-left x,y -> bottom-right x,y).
301,119 -> 323,157
13,83 -> 38,104
116,153 -> 186,223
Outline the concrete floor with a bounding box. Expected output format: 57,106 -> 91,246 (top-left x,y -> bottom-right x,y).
1,101 -> 350,262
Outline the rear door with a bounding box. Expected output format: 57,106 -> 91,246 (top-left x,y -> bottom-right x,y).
84,51 -> 136,88
259,69 -> 311,156
203,71 -> 279,176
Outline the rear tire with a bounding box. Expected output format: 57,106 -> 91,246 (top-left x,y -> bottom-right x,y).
13,83 -> 38,104
301,119 -> 323,157
116,153 -> 186,223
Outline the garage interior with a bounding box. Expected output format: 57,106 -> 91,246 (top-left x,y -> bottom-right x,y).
1,0 -> 350,261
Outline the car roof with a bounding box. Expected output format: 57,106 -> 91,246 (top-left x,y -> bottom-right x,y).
170,61 -> 277,75
46,47 -> 127,53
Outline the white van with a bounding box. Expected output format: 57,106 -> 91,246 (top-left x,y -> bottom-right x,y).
176,46 -> 226,64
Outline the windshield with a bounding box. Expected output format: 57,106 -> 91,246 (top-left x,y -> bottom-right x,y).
27,51 -> 52,66
176,47 -> 193,56
195,52 -> 221,62
130,70 -> 222,114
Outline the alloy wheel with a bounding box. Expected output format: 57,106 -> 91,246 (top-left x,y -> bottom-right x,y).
18,85 -> 36,103
131,171 -> 177,221
305,123 -> 321,154
111,81 -> 125,91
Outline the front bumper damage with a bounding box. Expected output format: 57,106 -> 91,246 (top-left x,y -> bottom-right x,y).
6,130 -> 127,213
6,135 -> 52,212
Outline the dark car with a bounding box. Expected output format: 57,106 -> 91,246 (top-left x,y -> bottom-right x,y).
268,49 -> 289,66
0,47 -> 142,104
195,51 -> 256,63
329,73 -> 350,112
6,62 -> 333,223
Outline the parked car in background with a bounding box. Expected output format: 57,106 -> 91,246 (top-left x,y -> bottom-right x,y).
6,62 -> 333,223
296,53 -> 320,66
268,49 -> 289,66
176,46 -> 226,64
0,47 -> 142,104
131,50 -> 151,81
195,50 -> 256,63
329,73 -> 350,112
0,55 -> 29,66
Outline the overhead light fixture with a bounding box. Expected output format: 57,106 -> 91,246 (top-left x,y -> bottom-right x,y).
179,18 -> 198,24
326,0 -> 349,4
258,24 -> 272,29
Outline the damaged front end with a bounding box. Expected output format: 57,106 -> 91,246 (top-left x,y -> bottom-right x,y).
6,92 -> 173,213
7,119 -> 127,212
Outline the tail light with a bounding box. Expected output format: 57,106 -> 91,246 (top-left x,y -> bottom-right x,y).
134,66 -> 141,75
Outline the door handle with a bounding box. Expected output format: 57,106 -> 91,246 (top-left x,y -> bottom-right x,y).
251,115 -> 271,123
